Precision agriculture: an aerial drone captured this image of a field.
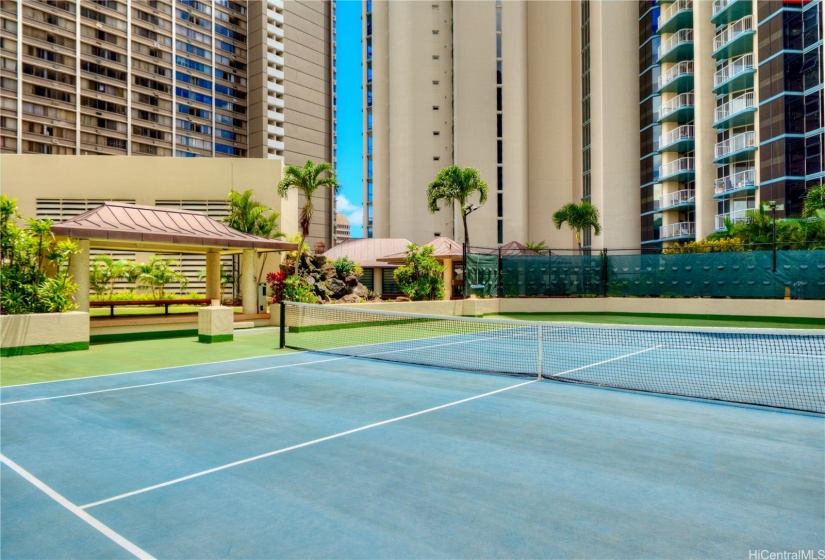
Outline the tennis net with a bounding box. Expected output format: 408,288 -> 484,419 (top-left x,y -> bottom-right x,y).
281,302 -> 825,414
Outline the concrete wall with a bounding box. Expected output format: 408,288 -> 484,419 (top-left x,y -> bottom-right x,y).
1,312 -> 90,356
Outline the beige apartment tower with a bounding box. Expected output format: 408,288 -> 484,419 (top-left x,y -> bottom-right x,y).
0,0 -> 335,246
363,0 -> 641,250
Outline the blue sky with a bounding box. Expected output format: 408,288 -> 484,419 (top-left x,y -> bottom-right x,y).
334,0 -> 364,238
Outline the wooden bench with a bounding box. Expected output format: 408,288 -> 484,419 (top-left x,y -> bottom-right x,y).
90,299 -> 212,317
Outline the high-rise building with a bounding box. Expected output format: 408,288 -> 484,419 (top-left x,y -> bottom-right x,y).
334,210 -> 349,243
0,0 -> 335,246
364,0 -> 823,250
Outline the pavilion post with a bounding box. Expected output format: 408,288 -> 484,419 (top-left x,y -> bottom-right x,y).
241,249 -> 257,315
443,257 -> 453,300
206,251 -> 222,303
69,239 -> 90,312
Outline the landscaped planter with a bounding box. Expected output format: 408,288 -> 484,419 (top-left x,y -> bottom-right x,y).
0,311 -> 90,357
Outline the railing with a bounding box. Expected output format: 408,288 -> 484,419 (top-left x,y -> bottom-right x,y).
713,16 -> 753,52
657,189 -> 696,211
660,221 -> 695,239
715,208 -> 751,230
659,125 -> 694,150
659,157 -> 695,179
714,53 -> 753,87
658,29 -> 693,59
715,131 -> 755,159
715,92 -> 755,123
659,92 -> 694,120
712,0 -> 733,17
659,60 -> 694,90
659,0 -> 693,29
715,168 -> 756,195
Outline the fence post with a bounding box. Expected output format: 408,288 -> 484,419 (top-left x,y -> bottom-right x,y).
602,248 -> 609,297
279,302 -> 286,349
497,246 -> 503,298
462,243 -> 467,299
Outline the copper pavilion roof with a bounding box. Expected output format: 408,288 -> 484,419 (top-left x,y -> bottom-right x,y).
378,236 -> 464,263
323,237 -> 412,268
51,202 -> 297,254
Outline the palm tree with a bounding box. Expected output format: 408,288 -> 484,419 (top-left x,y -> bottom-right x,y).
552,201 -> 602,252
277,160 -> 339,276
525,240 -> 548,252
426,166 -> 488,247
223,189 -> 284,282
92,255 -> 134,300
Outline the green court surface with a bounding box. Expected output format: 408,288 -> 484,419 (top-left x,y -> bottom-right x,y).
487,313 -> 825,330
0,329 -> 292,387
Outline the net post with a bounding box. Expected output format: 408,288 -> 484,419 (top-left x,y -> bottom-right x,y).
279,302 -> 286,348
536,324 -> 543,378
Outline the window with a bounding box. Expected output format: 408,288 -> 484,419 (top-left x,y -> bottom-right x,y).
433,131 -> 440,136
433,105 -> 439,110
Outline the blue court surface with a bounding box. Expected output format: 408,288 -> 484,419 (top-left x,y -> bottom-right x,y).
2,351 -> 823,559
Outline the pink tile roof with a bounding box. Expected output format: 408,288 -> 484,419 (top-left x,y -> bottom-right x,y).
480,241 -> 542,256
51,202 -> 297,253
378,236 -> 464,263
323,237 -> 413,268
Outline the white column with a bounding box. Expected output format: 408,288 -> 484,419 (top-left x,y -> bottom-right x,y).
206,251 -> 222,302
68,239 -> 90,312
241,249 -> 257,315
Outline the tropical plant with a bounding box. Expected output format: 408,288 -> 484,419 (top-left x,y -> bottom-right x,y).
662,238 -> 745,254
0,194 -> 79,314
426,166 -> 488,247
277,160 -> 340,276
223,189 -> 284,281
135,256 -> 188,299
393,244 -> 445,301
525,241 -> 548,252
90,255 -> 134,300
552,201 -> 602,252
332,256 -> 356,277
802,184 -> 825,218
283,275 -> 317,303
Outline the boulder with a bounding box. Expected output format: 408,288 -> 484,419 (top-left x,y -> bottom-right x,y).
352,284 -> 370,298
395,296 -> 411,302
339,294 -> 361,304
303,275 -> 316,286
344,274 -> 359,287
327,278 -> 348,299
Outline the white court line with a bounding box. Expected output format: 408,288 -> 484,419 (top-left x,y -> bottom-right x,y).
0,453 -> 156,560
0,356 -> 345,407
80,378 -> 538,510
548,345 -> 663,378
2,349 -> 307,389
0,333 -> 513,407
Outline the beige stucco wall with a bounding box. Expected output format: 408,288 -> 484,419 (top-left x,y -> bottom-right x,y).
1,311 -> 90,350
0,155 -> 298,236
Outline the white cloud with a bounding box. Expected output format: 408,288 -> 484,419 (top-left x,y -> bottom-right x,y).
336,194 -> 364,228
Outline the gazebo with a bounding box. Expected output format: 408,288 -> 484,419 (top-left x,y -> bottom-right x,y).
51,202 -> 297,315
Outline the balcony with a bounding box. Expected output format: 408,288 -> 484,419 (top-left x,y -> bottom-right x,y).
713,92 -> 756,129
655,189 -> 696,212
713,54 -> 754,94
659,156 -> 695,182
658,125 -> 695,153
715,208 -> 752,231
714,168 -> 757,198
658,29 -> 694,64
714,131 -> 756,164
660,221 -> 696,240
712,16 -> 754,60
711,0 -> 752,26
659,92 -> 695,123
659,0 -> 693,35
658,60 -> 694,94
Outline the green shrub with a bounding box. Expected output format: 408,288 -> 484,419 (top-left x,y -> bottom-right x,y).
283,275 -> 317,304
393,244 -> 444,301
333,256 -> 356,277
663,237 -> 745,254
0,195 -> 79,314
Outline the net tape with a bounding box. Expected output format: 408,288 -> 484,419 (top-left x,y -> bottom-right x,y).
282,302 -> 825,414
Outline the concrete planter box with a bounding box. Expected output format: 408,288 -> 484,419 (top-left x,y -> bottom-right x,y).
1,311 -> 90,357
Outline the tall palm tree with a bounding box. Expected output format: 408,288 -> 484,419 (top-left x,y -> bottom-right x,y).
223,189 -> 284,281
277,160 -> 339,276
552,201 -> 602,252
426,166 -> 488,247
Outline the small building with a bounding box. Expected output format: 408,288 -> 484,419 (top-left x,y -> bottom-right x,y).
378,237 -> 466,300
322,238 -> 412,297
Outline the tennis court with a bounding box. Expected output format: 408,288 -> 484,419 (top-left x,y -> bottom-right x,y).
1,305 -> 823,558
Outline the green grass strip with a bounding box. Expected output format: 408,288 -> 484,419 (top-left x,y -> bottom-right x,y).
91,329 -> 199,344
1,341 -> 89,358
